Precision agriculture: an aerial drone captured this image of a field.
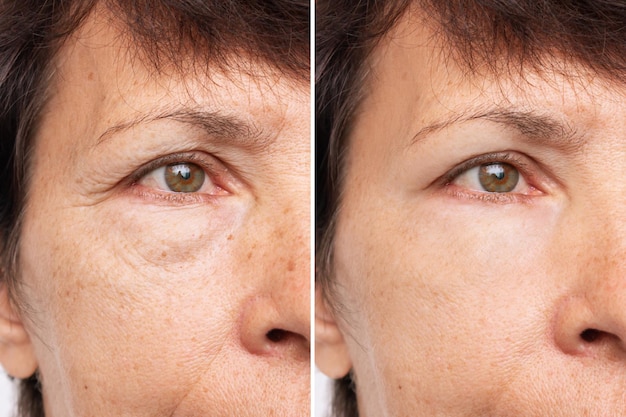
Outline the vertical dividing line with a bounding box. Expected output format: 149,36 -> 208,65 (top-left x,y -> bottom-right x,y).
310,1 -> 317,416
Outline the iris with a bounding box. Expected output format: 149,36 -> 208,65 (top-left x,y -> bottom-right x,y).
478,162 -> 519,192
164,163 -> 205,192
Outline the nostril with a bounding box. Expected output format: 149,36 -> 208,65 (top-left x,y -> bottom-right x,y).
266,327 -> 309,347
580,328 -> 601,343
266,328 -> 287,343
262,328 -> 309,361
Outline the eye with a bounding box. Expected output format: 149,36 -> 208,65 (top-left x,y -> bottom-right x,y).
453,161 -> 530,194
136,160 -> 226,196
446,153 -> 544,200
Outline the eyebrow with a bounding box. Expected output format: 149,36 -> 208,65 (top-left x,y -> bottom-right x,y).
409,107 -> 584,151
96,108 -> 272,151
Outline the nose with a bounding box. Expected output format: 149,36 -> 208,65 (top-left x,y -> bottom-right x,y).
237,220 -> 310,363
239,291 -> 310,362
553,233 -> 626,360
554,293 -> 626,359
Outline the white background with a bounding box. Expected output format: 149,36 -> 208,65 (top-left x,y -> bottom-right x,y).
0,367 -> 15,417
315,368 -> 332,417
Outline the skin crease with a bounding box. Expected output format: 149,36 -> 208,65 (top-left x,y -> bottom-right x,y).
14,8 -> 310,417
324,9 -> 626,417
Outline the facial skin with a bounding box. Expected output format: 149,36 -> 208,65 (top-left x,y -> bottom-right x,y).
0,8 -> 309,417
316,9 -> 626,417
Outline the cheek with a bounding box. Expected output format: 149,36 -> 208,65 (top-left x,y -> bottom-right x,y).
333,189 -> 563,413
17,195 -> 260,413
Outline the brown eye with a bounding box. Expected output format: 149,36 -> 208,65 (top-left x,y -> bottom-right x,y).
478,163 -> 519,192
136,156 -> 228,200
164,163 -> 206,192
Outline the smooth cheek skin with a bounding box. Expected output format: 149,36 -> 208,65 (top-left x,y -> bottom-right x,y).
331,12 -> 626,417
16,11 -> 309,417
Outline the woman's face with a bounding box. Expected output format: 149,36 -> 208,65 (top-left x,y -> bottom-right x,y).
318,12 -> 626,417
12,10 -> 310,417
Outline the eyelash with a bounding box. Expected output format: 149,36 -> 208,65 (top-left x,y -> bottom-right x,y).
440,152 -> 543,204
127,152 -> 230,204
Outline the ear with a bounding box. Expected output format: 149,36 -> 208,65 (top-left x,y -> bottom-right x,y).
0,283 -> 37,379
315,288 -> 352,379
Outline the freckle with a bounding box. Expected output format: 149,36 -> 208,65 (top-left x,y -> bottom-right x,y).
84,385 -> 88,390
398,385 -> 402,390
87,72 -> 94,80
227,234 -> 233,241
160,251 -> 166,259
247,252 -> 252,260
287,259 -> 295,272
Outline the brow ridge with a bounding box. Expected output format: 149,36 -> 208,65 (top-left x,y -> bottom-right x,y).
409,107 -> 583,151
96,107 -> 271,151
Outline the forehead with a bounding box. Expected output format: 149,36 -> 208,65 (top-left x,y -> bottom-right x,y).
359,9 -> 626,145
41,8 -> 306,152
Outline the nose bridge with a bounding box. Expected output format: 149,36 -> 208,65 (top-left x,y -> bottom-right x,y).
583,228 -> 626,330
587,132 -> 626,285
582,195 -> 626,286
263,211 -> 310,332
269,194 -> 310,328
261,190 -> 310,296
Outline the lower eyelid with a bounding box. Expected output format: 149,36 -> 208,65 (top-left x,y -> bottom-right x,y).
442,185 -> 536,204
128,184 -> 221,205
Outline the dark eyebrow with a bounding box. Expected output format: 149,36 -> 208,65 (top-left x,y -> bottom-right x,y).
410,107 -> 583,151
96,108 -> 271,151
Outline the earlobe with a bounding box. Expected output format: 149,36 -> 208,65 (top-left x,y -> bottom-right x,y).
0,284 -> 38,379
315,288 -> 352,379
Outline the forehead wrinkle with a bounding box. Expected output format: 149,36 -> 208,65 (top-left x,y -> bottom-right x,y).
95,107 -> 272,152
409,105 -> 583,152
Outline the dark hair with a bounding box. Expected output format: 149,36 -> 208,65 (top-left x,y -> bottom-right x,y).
316,1 -> 626,416
0,1 -> 309,416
